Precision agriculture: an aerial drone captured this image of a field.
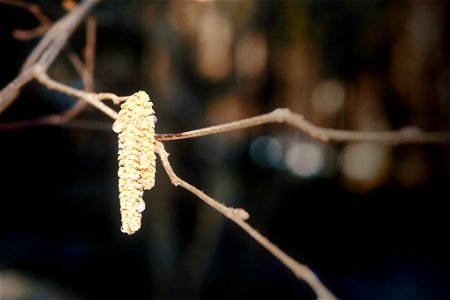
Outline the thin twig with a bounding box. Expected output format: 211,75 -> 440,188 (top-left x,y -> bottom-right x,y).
155,141 -> 336,300
156,108 -> 449,144
33,68 -> 120,119
0,117 -> 48,131
54,15 -> 97,123
0,117 -> 112,131
84,15 -> 96,87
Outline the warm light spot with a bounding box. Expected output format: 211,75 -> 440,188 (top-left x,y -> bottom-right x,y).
168,2 -> 201,40
197,6 -> 232,80
341,143 -> 390,186
311,80 -> 345,116
285,142 -> 324,177
235,32 -> 267,81
62,0 -> 77,11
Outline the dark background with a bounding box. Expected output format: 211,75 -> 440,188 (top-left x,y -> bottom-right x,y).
1,1 -> 449,299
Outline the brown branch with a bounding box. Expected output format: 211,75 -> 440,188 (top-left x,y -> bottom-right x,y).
33,68 -> 121,120
155,141 -> 336,300
156,108 -> 449,144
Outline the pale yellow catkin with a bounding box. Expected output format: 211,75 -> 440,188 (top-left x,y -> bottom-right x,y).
112,91 -> 156,235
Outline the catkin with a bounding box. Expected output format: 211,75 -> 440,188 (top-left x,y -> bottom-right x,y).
112,91 -> 156,235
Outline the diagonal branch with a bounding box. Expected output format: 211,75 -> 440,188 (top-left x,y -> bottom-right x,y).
155,140 -> 337,300
156,108 -> 449,144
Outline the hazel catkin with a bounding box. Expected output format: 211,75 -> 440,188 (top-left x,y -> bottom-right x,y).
112,91 -> 156,234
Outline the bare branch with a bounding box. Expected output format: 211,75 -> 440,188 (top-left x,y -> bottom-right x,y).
155,141 -> 336,300
0,0 -> 52,40
156,108 -> 449,144
33,68 -> 120,120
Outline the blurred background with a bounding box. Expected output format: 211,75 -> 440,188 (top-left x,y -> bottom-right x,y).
1,0 -> 449,299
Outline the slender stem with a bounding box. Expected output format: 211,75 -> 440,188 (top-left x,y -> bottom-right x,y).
0,117 -> 113,131
155,141 -> 336,300
34,68 -> 119,120
84,15 -> 96,86
0,0 -> 52,25
156,108 -> 449,144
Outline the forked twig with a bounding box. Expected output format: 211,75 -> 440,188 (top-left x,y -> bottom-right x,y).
155,140 -> 336,300
157,108 -> 449,144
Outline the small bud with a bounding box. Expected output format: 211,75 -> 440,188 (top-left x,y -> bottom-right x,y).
233,208 -> 250,221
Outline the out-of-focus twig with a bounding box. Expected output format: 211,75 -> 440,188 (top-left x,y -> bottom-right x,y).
0,0 -> 52,40
0,117 -> 113,131
54,15 -> 97,123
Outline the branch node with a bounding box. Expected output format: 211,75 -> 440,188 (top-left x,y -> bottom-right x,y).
171,178 -> 181,186
272,107 -> 290,122
232,208 -> 250,221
